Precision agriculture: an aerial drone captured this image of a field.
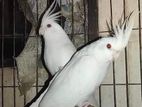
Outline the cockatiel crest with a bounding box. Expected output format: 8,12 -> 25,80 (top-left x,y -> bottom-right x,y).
39,0 -> 76,75
96,12 -> 134,62
39,0 -> 61,35
109,12 -> 134,48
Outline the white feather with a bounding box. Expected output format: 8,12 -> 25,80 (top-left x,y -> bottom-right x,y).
112,11 -> 134,48
39,0 -> 76,75
30,8 -> 134,107
29,1 -> 76,107
39,12 -> 134,107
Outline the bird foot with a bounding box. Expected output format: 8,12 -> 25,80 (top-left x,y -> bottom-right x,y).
81,102 -> 95,107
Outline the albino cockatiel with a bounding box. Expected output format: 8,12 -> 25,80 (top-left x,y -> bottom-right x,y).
39,0 -> 76,75
29,1 -> 76,107
36,12 -> 134,107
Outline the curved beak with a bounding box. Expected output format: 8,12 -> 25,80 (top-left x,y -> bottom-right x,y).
39,27 -> 45,37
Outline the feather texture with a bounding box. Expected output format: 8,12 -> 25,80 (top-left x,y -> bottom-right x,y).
39,0 -> 76,75
29,1 -> 76,106
38,12 -> 134,107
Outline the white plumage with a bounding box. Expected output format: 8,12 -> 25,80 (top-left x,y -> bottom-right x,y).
29,1 -> 134,105
39,0 -> 76,75
37,12 -> 134,107
29,1 -> 76,107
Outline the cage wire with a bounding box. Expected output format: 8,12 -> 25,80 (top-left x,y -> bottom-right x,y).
0,0 -> 142,107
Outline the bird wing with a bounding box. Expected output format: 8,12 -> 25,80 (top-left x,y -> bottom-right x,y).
39,53 -> 99,107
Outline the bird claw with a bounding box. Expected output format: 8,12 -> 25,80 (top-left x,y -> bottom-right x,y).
82,103 -> 94,107
76,102 -> 94,107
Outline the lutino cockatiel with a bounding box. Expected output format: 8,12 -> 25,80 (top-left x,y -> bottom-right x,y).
39,0 -> 76,76
35,12 -> 134,107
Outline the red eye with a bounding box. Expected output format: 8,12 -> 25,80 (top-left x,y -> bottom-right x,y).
107,43 -> 111,49
47,24 -> 51,28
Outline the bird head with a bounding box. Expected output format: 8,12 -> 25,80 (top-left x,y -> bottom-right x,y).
39,0 -> 61,36
92,12 -> 134,62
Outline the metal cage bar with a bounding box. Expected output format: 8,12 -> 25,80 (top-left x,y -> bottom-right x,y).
0,0 -> 142,107
35,0 -> 39,95
13,0 -> 16,106
138,0 -> 142,98
88,0 -> 99,41
123,1 -> 130,107
1,0 -> 4,107
109,0 -> 117,106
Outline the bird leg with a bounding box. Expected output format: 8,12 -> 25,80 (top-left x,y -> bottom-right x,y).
82,102 -> 95,107
75,102 -> 95,107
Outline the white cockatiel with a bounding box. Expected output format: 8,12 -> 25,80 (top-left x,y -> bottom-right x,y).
36,12 -> 134,107
39,0 -> 76,75
29,1 -> 76,107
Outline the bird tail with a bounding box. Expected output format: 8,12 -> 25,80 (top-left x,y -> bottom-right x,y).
29,89 -> 48,107
42,0 -> 61,22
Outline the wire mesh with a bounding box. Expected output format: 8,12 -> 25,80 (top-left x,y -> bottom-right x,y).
98,0 -> 142,107
0,0 -> 142,107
